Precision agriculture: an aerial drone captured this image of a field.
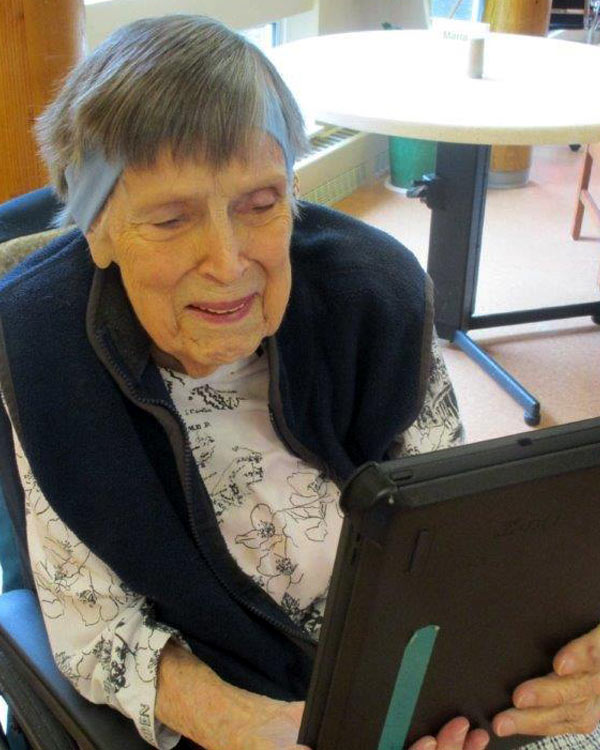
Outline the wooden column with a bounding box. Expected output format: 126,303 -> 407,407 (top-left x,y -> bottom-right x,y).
0,0 -> 85,203
483,0 -> 551,186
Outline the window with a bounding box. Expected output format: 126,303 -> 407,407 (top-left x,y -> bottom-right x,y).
431,0 -> 482,21
240,22 -> 280,51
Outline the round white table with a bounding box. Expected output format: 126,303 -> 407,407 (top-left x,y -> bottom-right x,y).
270,30 -> 600,146
269,30 -> 600,425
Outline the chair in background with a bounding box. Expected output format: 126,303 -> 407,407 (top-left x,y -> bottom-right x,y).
549,0 -> 588,31
572,143 -> 600,241
0,188 -> 149,749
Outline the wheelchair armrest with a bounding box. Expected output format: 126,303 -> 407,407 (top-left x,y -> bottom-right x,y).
0,590 -> 150,750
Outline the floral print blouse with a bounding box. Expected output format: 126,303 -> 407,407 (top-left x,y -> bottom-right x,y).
21,335 -> 462,748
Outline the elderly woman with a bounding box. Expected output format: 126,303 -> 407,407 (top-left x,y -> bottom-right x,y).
1,13 -> 600,750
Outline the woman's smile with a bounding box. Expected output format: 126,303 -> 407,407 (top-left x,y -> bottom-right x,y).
186,293 -> 259,325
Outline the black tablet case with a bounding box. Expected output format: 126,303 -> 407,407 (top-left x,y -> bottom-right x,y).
299,418 -> 600,750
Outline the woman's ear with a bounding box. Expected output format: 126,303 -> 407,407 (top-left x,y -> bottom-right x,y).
86,210 -> 114,269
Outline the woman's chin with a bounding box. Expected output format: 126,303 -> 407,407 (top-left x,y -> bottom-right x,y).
181,343 -> 262,377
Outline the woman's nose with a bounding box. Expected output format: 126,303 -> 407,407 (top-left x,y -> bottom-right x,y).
197,214 -> 247,284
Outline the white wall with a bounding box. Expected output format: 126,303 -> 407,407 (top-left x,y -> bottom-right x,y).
282,6 -> 320,43
85,0 -> 429,49
85,0 -> 315,49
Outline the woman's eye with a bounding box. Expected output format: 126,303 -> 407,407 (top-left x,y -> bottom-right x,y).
152,217 -> 184,229
238,189 -> 278,214
252,201 -> 276,213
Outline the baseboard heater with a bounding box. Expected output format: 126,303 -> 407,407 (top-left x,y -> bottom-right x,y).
296,126 -> 389,206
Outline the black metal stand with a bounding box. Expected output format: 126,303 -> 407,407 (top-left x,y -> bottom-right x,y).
422,142 -> 600,426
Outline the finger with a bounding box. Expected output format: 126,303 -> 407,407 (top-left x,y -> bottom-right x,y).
408,717 -> 471,750
408,735 -> 437,750
435,716 -> 470,750
554,625 -> 600,676
513,672 -> 600,709
463,728 -> 490,750
493,698 -> 600,738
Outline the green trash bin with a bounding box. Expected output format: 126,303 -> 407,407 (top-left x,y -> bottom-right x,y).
388,136 -> 437,190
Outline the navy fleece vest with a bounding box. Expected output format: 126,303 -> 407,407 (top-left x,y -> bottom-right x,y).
0,202 -> 432,698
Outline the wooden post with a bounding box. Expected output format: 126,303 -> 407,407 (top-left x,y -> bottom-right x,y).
0,0 -> 85,203
483,0 -> 551,187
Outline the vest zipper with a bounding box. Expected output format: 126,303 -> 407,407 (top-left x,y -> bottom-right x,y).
98,340 -> 317,649
265,338 -> 343,489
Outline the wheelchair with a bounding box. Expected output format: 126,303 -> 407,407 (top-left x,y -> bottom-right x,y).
0,187 -> 149,749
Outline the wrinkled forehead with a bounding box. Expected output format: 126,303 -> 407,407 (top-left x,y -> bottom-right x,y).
117,135 -> 290,207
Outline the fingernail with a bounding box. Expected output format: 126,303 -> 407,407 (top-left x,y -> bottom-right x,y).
422,740 -> 437,750
496,718 -> 516,737
515,690 -> 536,708
557,656 -> 576,675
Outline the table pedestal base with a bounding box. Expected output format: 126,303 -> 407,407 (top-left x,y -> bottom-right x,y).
425,142 -> 600,427
452,331 -> 540,426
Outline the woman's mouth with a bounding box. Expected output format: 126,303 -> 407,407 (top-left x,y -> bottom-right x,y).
187,293 -> 257,324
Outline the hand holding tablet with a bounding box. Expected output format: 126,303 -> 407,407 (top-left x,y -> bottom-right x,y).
299,418 -> 600,750
492,625 -> 600,739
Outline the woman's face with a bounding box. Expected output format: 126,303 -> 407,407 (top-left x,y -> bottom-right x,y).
87,136 -> 293,377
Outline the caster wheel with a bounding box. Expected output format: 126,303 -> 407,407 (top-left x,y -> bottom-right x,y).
592,314 -> 600,325
569,144 -> 581,152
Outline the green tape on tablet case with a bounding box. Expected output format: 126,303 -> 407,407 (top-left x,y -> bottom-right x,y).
378,624 -> 440,750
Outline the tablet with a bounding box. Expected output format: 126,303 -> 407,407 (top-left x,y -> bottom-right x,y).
299,417 -> 600,750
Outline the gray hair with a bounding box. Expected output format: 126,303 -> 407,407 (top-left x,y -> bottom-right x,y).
36,14 -> 308,201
